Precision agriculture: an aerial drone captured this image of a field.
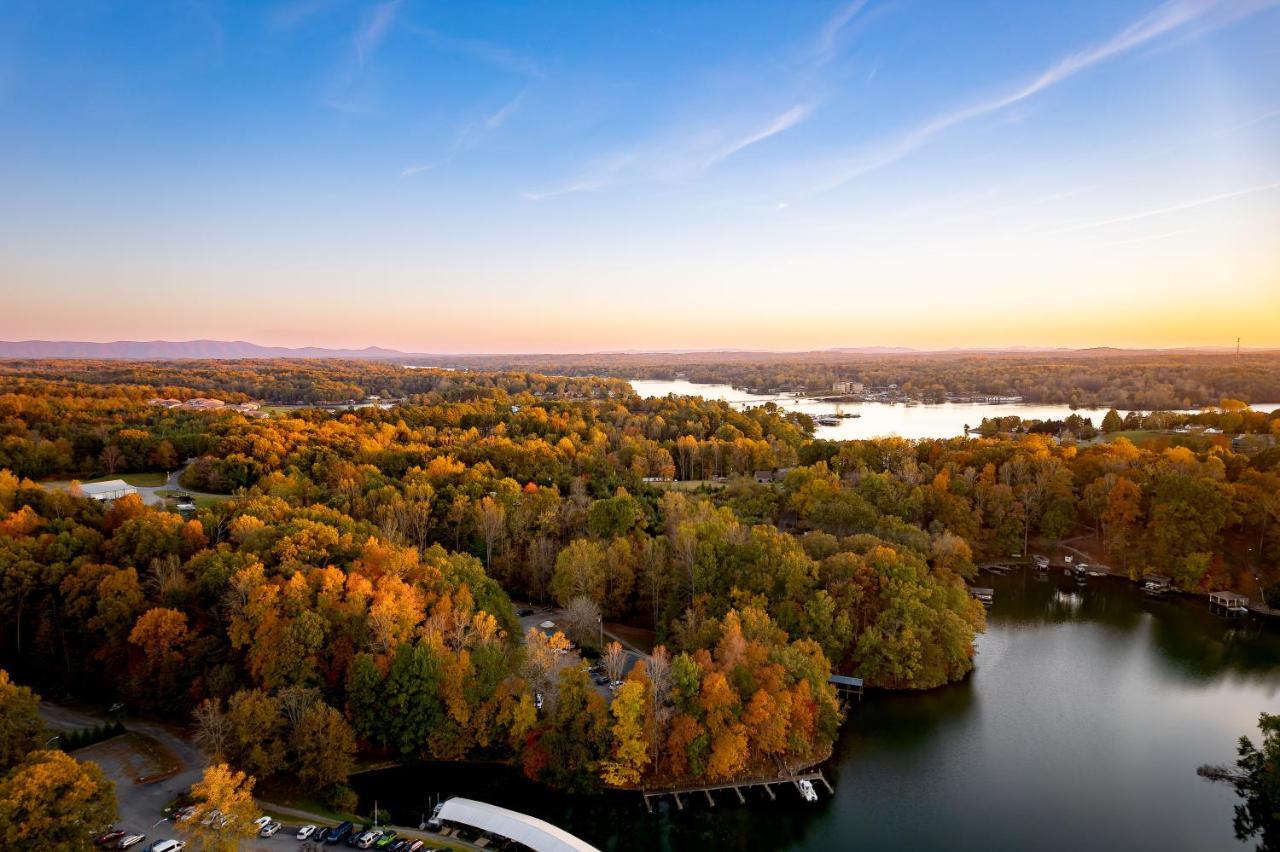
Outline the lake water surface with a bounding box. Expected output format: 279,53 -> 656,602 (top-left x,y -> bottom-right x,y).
627,378 -> 1280,441
353,571 -> 1280,851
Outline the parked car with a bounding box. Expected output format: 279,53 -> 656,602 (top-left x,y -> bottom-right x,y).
297,824 -> 319,840
404,842 -> 425,852
117,834 -> 146,849
198,809 -> 221,827
355,829 -> 383,849
146,841 -> 186,852
326,821 -> 354,844
96,830 -> 126,847
374,830 -> 398,848
345,825 -> 368,847
516,608 -> 533,617
593,674 -> 609,685
259,820 -> 282,838
173,806 -> 197,822
252,815 -> 272,830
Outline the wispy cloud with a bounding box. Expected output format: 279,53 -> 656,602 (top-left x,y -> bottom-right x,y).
1040,179 -> 1280,235
269,0 -> 338,29
522,103 -> 813,201
399,162 -> 441,178
813,1 -> 873,66
522,2 -> 866,203
399,90 -> 530,178
813,0 -> 1276,192
411,26 -> 543,78
485,90 -> 526,129
707,104 -> 814,168
355,0 -> 401,67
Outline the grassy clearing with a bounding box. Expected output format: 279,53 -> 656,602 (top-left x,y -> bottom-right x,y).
156,490 -> 230,508
652,479 -> 725,491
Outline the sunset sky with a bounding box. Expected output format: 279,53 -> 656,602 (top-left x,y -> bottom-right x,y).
2,0 -> 1278,352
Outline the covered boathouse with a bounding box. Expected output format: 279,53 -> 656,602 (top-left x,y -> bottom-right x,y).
433,797 -> 601,852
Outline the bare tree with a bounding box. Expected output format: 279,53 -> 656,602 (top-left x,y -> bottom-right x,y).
277,686 -> 320,730
475,496 -> 506,570
603,640 -> 628,683
564,596 -> 601,649
100,444 -> 124,476
647,646 -> 673,753
192,698 -> 229,759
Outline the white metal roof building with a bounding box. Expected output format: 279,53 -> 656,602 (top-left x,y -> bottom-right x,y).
78,479 -> 138,502
436,798 -> 600,852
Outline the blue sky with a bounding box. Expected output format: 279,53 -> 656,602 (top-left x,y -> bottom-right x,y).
1,0 -> 1278,351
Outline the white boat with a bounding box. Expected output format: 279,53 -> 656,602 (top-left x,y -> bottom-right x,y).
797,779 -> 819,802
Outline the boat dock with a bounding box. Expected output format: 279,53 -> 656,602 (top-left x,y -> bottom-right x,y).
1209,590 -> 1250,616
641,770 -> 833,812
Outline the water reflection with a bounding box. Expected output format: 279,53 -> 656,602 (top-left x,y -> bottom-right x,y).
353,568 -> 1280,851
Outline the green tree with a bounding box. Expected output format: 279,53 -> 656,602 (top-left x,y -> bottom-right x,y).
1199,713 -> 1280,850
292,703 -> 357,789
550,539 -> 606,606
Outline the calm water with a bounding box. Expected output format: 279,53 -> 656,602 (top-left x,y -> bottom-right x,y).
353,572 -> 1280,851
628,378 -> 1280,441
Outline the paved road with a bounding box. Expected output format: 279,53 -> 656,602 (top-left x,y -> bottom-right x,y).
41,703 -> 205,850
41,464 -> 229,508
40,702 -> 469,852
515,605 -> 645,702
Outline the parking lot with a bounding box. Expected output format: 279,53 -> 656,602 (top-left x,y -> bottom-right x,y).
514,604 -> 646,702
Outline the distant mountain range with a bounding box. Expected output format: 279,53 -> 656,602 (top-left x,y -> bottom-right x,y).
0,340 -> 1273,360
0,340 -> 410,359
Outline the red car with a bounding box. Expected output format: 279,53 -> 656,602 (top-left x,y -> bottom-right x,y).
95,830 -> 126,847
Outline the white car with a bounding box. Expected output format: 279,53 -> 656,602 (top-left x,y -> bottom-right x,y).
297,825 -> 318,841
118,835 -> 146,849
251,815 -> 272,829
146,841 -> 186,852
797,779 -> 819,802
356,830 -> 383,848
259,821 -> 282,838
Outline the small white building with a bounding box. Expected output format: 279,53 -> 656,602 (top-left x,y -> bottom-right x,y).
79,480 -> 138,502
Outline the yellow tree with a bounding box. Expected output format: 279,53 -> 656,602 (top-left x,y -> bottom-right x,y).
601,679 -> 650,787
0,750 -> 116,850
184,764 -> 260,852
0,669 -> 42,773
128,607 -> 191,706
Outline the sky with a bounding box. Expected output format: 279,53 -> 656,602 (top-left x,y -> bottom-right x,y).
1,0 -> 1278,353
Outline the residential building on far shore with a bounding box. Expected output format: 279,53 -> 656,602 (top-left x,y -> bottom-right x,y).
147,397 -> 265,417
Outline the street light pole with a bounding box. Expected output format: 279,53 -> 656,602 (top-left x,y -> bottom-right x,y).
598,615 -> 603,650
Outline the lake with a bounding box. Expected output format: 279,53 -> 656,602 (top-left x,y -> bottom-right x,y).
351,570 -> 1280,851
627,378 -> 1278,441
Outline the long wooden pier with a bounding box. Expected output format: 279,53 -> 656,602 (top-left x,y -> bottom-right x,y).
641,770 -> 833,813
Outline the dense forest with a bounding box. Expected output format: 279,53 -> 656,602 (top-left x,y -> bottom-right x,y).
2,360 -> 1278,811
406,350 -> 1280,410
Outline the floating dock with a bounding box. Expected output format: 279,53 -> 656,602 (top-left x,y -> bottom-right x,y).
641,770 -> 833,813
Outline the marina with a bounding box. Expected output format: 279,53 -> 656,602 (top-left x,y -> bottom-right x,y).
352,568 -> 1280,851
